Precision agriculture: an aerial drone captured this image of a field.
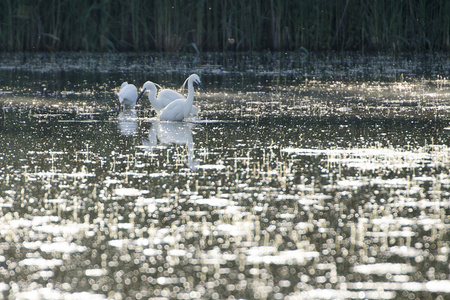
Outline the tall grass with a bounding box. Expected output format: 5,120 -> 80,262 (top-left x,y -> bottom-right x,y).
0,0 -> 448,52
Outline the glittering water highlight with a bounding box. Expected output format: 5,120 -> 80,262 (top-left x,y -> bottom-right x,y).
0,52 -> 449,299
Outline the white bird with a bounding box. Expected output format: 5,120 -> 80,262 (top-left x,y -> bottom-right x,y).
159,74 -> 206,121
141,80 -> 199,115
117,82 -> 141,109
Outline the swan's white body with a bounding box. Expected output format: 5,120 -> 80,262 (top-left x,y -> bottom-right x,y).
159,74 -> 205,121
117,82 -> 139,108
141,81 -> 199,115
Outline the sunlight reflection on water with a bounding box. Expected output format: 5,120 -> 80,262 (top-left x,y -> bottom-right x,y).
0,52 -> 449,299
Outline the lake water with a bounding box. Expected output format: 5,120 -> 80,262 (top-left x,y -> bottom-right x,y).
0,52 -> 449,299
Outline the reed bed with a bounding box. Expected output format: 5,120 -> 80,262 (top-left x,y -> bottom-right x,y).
0,0 -> 449,52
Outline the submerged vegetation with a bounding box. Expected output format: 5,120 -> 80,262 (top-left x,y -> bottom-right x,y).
0,0 -> 449,52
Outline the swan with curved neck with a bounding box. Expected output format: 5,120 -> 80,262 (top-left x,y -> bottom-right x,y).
159,74 -> 206,121
141,78 -> 199,115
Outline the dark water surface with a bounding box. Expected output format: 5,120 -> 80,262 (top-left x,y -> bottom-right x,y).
0,52 -> 449,299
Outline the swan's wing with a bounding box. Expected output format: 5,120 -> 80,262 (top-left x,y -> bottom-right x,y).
158,89 -> 185,107
118,84 -> 138,106
159,99 -> 186,121
118,84 -> 138,99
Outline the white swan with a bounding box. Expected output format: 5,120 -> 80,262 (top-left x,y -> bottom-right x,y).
117,82 -> 140,109
141,79 -> 199,115
159,74 -> 206,121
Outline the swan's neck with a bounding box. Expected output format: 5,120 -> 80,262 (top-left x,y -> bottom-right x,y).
148,86 -> 158,104
186,79 -> 195,104
149,91 -> 157,102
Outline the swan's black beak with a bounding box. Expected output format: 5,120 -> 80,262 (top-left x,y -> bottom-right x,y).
196,81 -> 206,93
137,88 -> 147,102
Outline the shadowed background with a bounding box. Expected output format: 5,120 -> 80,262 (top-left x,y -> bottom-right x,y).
1,0 -> 449,52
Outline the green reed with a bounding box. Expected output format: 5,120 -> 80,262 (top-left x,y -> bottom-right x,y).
0,0 -> 448,52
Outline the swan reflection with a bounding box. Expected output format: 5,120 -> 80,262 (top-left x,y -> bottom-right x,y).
143,121 -> 200,170
118,109 -> 138,136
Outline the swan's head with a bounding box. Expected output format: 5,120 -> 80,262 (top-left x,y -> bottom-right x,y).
138,81 -> 161,101
142,81 -> 157,92
189,74 -> 206,93
120,82 -> 128,89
